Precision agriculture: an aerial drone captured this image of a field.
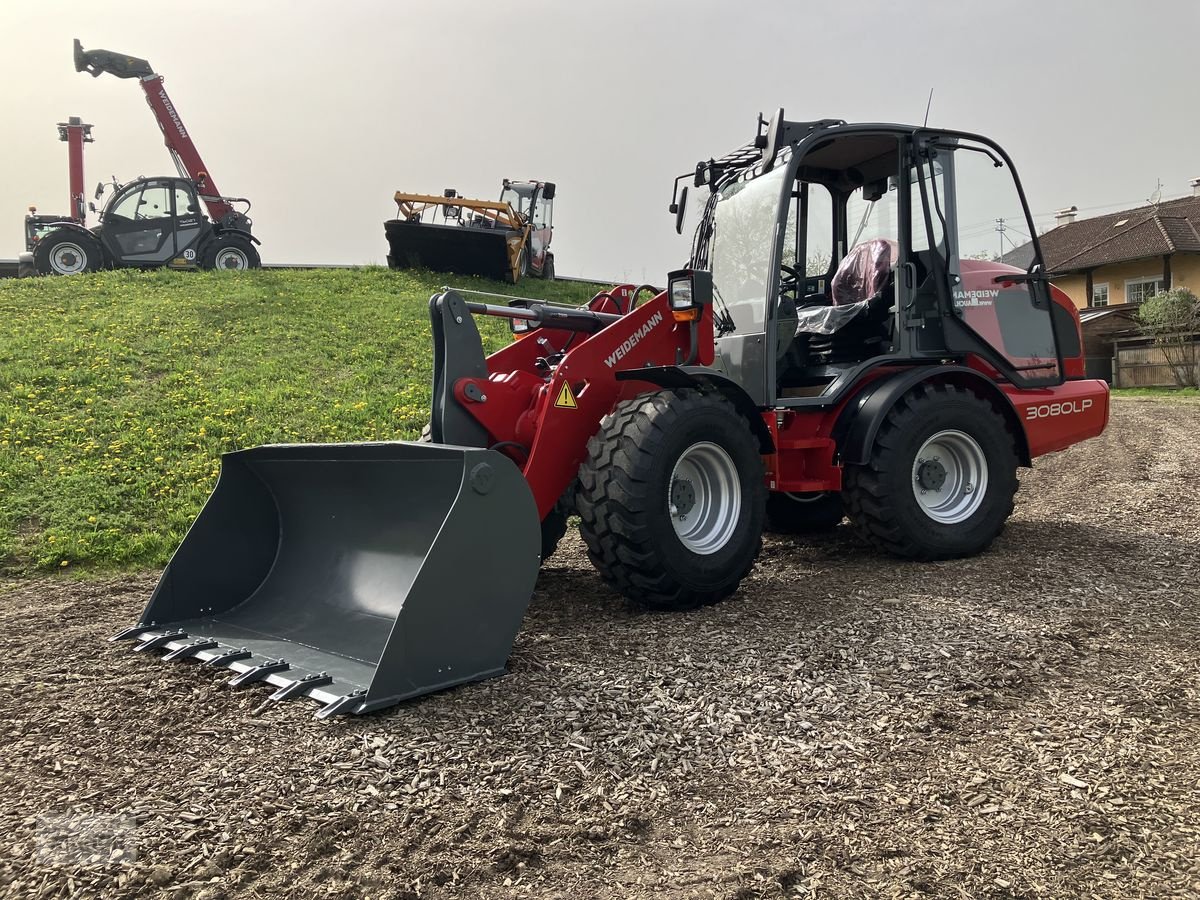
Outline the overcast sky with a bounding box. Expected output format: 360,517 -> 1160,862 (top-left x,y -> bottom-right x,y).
3,1 -> 1197,281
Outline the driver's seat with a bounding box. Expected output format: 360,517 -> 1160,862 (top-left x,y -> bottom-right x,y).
830,238 -> 898,306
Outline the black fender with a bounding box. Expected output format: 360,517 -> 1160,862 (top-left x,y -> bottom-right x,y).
211,226 -> 261,246
33,223 -> 110,266
37,221 -> 98,242
615,366 -> 774,452
833,365 -> 1031,467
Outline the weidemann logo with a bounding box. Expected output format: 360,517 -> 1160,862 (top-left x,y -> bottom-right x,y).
953,288 -> 999,308
604,311 -> 664,368
159,89 -> 188,139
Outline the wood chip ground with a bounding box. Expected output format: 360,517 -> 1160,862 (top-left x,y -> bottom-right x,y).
2,398 -> 1198,899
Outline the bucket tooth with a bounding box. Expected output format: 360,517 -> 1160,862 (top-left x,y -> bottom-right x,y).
268,673 -> 333,702
228,659 -> 290,688
110,624 -> 158,643
135,630 -> 187,652
315,690 -> 368,719
203,648 -> 252,669
163,639 -> 219,662
116,440 -> 541,716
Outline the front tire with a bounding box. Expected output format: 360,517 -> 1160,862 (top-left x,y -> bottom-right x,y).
842,382 -> 1018,560
33,230 -> 101,276
506,247 -> 528,284
201,235 -> 260,271
542,253 -> 555,281
576,389 -> 766,610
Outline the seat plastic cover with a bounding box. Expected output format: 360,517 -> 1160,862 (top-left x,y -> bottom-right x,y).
830,239 -> 898,306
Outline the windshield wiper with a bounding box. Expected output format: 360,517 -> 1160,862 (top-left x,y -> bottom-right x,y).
712,284 -> 736,335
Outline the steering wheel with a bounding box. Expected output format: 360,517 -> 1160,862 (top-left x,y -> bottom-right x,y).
779,263 -> 802,295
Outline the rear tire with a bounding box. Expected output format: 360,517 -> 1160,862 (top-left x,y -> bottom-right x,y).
764,491 -> 844,534
33,230 -> 101,276
202,235 -> 260,271
842,382 -> 1018,560
542,253 -> 555,281
576,389 -> 766,610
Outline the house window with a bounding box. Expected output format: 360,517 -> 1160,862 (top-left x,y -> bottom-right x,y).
1091,283 -> 1109,307
1126,278 -> 1163,304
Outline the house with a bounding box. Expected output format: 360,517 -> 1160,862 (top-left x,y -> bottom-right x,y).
1030,180 -> 1200,310
1076,304 -> 1141,382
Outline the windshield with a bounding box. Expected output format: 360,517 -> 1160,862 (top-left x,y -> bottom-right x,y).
707,163 -> 788,334
500,187 -> 531,217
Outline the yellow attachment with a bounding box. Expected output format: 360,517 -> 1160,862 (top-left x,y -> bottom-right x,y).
392,191 -> 531,281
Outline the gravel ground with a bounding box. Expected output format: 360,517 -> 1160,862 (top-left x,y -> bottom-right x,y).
2,398 -> 1199,900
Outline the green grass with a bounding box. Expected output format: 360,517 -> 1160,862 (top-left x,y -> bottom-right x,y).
0,267 -> 604,574
1110,387 -> 1200,401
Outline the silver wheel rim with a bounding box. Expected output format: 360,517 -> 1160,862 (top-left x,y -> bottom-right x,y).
50,242 -> 87,274
216,247 -> 249,269
911,429 -> 988,524
669,441 -> 741,554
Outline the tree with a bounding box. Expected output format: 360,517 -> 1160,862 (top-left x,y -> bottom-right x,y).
1137,287 -> 1200,388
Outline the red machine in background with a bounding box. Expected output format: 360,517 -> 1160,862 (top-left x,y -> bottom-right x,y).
21,40 -> 260,276
19,117 -> 93,276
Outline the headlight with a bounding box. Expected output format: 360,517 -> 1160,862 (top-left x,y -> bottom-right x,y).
670,278 -> 694,310
667,269 -> 713,321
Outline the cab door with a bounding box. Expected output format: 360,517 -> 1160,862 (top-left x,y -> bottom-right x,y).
528,184 -> 554,273
170,181 -> 208,264
911,135 -> 1063,387
101,179 -> 179,264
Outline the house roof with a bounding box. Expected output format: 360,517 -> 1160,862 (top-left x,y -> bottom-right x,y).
1078,303 -> 1139,325
1033,194 -> 1200,275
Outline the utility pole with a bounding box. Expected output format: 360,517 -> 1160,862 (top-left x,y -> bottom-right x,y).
995,217 -> 1007,260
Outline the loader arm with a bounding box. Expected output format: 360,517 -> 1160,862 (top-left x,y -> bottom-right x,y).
74,39 -> 244,227
440,289 -> 715,520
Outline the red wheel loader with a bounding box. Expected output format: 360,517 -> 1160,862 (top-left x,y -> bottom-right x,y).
25,40 -> 259,276
114,112 -> 1108,718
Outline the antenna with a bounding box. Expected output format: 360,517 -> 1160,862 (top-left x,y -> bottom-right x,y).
923,88 -> 934,127
1148,178 -> 1163,206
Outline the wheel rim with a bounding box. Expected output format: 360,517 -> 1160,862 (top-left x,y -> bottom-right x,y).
50,242 -> 87,274
215,247 -> 249,270
669,441 -> 741,554
911,429 -> 988,524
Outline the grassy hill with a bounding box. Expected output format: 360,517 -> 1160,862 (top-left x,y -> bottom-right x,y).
0,267 -> 604,573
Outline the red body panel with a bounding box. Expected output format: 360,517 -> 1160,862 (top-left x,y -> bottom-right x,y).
453,279 -> 1107,519
65,122 -> 87,224
456,288 -> 711,519
137,76 -> 234,223
1003,379 -> 1109,457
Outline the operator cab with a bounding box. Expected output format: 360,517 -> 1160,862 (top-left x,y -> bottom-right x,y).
100,176 -> 209,265
689,115 -> 1069,409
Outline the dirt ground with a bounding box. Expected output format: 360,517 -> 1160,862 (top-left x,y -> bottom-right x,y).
2,398 -> 1199,900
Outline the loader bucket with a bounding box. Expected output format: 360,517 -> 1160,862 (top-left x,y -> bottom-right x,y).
112,441 -> 541,717
384,219 -> 516,280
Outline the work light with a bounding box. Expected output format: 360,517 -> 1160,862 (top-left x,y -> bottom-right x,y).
667,269 -> 713,321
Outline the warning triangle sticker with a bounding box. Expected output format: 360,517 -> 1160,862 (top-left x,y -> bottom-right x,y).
554,382 -> 578,409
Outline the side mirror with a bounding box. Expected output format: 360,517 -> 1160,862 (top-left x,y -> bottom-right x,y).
88,202 -> 97,214
542,182 -> 555,200
94,182 -> 104,200
671,186 -> 689,235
